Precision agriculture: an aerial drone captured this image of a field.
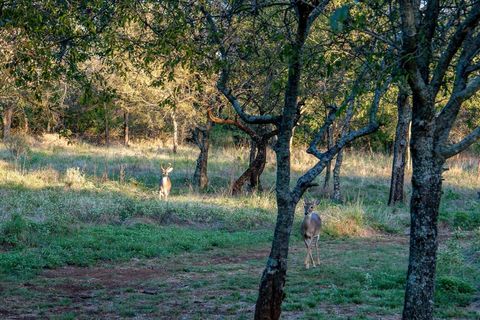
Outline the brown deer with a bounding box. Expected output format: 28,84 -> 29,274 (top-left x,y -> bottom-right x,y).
301,199 -> 322,269
159,163 -> 173,200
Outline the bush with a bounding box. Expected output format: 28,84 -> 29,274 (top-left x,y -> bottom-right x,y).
64,167 -> 87,188
0,213 -> 31,247
437,276 -> 475,294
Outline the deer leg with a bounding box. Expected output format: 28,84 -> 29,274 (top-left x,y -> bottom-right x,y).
304,239 -> 312,269
305,239 -> 315,268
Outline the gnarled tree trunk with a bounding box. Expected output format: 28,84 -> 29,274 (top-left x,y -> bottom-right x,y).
232,139 -> 267,195
192,120 -> 212,190
388,88 -> 411,205
2,105 -> 13,140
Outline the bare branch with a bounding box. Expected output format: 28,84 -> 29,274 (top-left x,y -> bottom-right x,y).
306,105 -> 338,159
292,78 -> 390,203
430,2 -> 480,96
306,0 -> 330,33
361,29 -> 401,51
201,6 -> 281,125
440,126 -> 480,158
207,108 -> 259,140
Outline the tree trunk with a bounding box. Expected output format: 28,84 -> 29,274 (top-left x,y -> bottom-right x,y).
123,111 -> 129,147
192,121 -> 212,190
406,121 -> 412,171
22,111 -> 29,134
323,124 -> 333,189
254,7 -> 310,316
232,140 -> 267,195
172,110 -> 178,154
402,98 -> 444,320
388,88 -> 411,205
255,126 -> 296,320
2,105 -> 13,140
331,148 -> 344,202
104,104 -> 110,147
250,141 -> 267,192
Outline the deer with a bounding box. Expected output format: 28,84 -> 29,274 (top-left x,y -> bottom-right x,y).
159,163 -> 173,200
301,199 -> 322,269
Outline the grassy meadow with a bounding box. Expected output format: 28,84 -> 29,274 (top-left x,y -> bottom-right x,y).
0,134 -> 479,319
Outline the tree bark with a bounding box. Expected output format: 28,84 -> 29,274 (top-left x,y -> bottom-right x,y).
388,88 -> 411,205
249,141 -> 266,192
2,105 -> 13,140
254,5 -> 310,318
323,124 -> 333,189
255,128 -> 295,320
104,104 -> 110,147
192,121 -> 212,190
402,98 -> 444,319
172,110 -> 178,154
123,110 -> 129,147
232,140 -> 267,195
331,148 -> 344,202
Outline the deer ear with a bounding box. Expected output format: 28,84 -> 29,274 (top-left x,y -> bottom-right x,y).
314,199 -> 320,206
167,167 -> 173,173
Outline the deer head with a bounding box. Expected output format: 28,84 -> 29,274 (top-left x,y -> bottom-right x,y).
303,199 -> 320,215
161,163 -> 173,177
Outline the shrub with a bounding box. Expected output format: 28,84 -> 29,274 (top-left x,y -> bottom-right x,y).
64,167 -> 87,188
0,213 -> 31,247
437,276 -> 475,294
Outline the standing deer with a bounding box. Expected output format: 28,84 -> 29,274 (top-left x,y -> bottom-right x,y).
159,163 -> 173,200
301,199 -> 322,269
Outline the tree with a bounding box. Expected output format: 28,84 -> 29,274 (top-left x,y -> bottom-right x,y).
201,2 -> 391,317
388,85 -> 411,205
207,109 -> 277,195
398,0 -> 480,318
192,115 -> 213,190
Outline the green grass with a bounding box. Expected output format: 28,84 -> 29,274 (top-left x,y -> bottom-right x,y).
0,222 -> 272,280
0,135 -> 479,319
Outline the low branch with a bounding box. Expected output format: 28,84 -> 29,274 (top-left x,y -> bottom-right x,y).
436,74 -> 480,141
292,79 -> 389,203
201,6 -> 281,125
440,126 -> 480,158
207,109 -> 259,140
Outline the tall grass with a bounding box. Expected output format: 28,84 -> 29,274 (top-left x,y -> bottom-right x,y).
1,134 -> 479,238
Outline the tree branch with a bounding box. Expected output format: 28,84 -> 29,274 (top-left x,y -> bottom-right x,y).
430,2 -> 480,96
201,6 -> 281,125
306,0 -> 330,33
440,126 -> 480,158
293,78 -> 390,203
207,108 -> 260,140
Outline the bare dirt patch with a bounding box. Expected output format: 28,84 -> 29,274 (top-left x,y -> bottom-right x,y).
0,236 -> 454,319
